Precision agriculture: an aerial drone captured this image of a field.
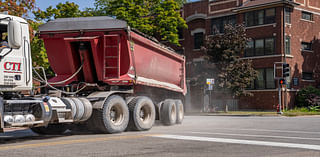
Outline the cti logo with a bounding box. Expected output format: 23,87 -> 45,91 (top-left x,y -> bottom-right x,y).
4,62 -> 22,72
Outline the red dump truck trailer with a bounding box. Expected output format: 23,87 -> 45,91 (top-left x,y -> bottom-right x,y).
0,15 -> 186,134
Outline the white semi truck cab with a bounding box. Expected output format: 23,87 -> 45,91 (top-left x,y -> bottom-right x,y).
0,14 -> 33,91
0,14 -> 53,132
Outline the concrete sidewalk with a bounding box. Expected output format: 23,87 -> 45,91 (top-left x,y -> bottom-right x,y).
186,111 -> 280,117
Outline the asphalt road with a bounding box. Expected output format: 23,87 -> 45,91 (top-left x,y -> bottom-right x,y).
1,115 -> 320,157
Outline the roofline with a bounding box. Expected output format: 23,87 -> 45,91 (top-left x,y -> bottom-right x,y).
232,0 -> 300,12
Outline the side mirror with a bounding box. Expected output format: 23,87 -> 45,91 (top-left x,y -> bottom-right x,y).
8,20 -> 22,49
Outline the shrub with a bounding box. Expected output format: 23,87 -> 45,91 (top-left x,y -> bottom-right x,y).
296,86 -> 320,108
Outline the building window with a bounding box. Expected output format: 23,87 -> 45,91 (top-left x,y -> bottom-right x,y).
256,69 -> 265,89
285,36 -> 291,54
285,8 -> 292,24
194,32 -> 203,50
302,72 -> 313,80
245,8 -> 275,27
246,40 -> 254,57
266,68 -> 275,89
211,15 -> 236,34
252,68 -> 275,89
302,11 -> 313,21
293,77 -> 299,86
265,8 -> 276,24
257,10 -> 264,25
301,42 -> 312,51
265,38 -> 275,55
255,39 -> 264,56
245,38 -> 275,57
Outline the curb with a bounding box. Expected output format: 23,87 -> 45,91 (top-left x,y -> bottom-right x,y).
185,113 -> 279,117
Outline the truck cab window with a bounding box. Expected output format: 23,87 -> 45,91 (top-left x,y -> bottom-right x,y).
0,24 -> 8,48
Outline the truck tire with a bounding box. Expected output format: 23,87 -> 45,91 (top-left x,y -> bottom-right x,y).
30,124 -> 67,135
79,98 -> 93,122
161,100 -> 177,126
127,97 -> 155,131
93,95 -> 129,134
175,100 -> 184,124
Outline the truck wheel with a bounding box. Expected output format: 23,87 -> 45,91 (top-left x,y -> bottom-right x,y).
30,124 -> 67,135
94,95 -> 129,134
128,97 -> 155,131
161,100 -> 177,126
175,100 -> 184,124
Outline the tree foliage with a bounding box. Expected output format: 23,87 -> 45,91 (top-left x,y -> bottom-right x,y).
174,0 -> 188,7
29,21 -> 53,75
31,2 -> 93,75
203,24 -> 257,97
92,0 -> 187,45
296,86 -> 320,108
33,1 -> 92,22
0,0 -> 35,17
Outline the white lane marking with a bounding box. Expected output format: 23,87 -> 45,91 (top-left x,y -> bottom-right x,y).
212,128 -> 320,135
189,131 -> 320,141
152,134 -> 320,151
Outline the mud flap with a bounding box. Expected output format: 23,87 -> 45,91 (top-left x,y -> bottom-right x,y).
0,97 -> 4,133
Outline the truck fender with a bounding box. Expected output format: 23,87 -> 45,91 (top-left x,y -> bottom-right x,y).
88,90 -> 133,109
0,97 -> 4,132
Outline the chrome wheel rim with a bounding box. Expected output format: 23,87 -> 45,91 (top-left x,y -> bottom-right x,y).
139,104 -> 152,124
109,104 -> 124,126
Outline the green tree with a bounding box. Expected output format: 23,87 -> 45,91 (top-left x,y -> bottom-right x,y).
31,1 -> 92,75
296,86 -> 320,108
0,0 -> 35,17
29,21 -> 52,75
33,1 -> 92,22
174,0 -> 188,7
92,0 -> 187,45
203,24 -> 257,97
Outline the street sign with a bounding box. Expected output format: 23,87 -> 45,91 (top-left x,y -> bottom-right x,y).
206,78 -> 214,85
206,78 -> 214,91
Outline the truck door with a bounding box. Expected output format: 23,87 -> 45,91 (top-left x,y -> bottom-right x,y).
0,19 -> 32,92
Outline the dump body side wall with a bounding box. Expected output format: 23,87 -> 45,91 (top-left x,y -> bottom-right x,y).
40,30 -> 186,94
130,32 -> 186,94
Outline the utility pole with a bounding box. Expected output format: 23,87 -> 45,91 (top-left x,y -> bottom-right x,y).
274,62 -> 289,114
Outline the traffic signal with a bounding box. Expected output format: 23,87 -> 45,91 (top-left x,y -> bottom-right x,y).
283,63 -> 290,77
279,78 -> 286,85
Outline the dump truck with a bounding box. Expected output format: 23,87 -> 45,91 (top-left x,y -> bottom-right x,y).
0,14 -> 186,134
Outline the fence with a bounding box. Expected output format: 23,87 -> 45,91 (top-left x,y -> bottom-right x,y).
203,98 -> 239,112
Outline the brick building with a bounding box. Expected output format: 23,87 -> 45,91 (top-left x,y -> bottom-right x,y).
179,0 -> 320,111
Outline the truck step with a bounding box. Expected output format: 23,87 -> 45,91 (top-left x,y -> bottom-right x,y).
53,108 -> 72,113
58,118 -> 73,123
11,120 -> 44,127
4,100 -> 42,104
50,104 -> 67,108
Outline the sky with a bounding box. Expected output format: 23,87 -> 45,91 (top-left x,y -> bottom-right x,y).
35,0 -> 200,11
36,0 -> 95,10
